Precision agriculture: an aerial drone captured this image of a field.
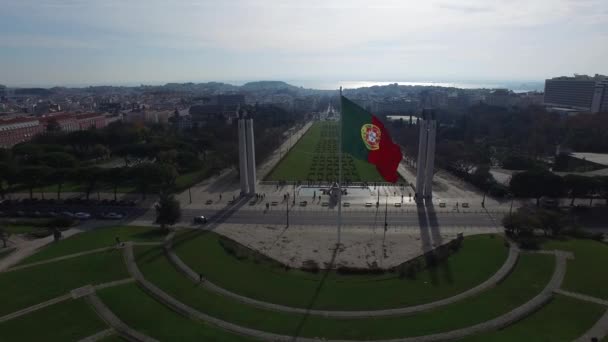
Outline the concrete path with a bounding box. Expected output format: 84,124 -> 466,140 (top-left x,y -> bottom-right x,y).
86,292 -> 158,342
2,246 -> 115,273
77,328 -> 116,342
125,241 -> 569,342
555,289 -> 608,307
0,278 -> 134,323
0,228 -> 82,272
575,309 -> 608,342
0,294 -> 72,323
164,231 -> 520,317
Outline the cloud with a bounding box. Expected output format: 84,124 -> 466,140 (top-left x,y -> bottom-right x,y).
437,3 -> 494,13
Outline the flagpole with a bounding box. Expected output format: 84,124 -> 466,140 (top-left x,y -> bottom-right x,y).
338,86 -> 343,247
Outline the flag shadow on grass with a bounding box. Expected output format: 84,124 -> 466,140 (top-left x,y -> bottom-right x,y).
291,244 -> 340,340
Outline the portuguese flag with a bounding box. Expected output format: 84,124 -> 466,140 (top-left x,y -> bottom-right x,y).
341,95 -> 402,183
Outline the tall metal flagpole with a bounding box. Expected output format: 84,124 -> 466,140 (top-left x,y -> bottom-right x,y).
337,87 -> 343,246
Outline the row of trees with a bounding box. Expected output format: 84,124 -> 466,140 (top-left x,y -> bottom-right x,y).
0,163 -> 178,201
509,169 -> 608,206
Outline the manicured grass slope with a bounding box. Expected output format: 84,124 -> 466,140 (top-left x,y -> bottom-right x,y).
20,226 -> 165,264
266,122 -> 387,182
98,284 -> 258,342
174,231 -> 509,310
461,295 -> 605,342
136,245 -> 554,339
543,238 -> 608,300
0,299 -> 105,342
0,250 -> 128,316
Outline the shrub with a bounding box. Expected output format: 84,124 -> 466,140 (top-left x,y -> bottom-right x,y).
301,259 -> 320,273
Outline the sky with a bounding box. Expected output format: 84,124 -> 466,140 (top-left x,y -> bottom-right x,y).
1,0 -> 607,87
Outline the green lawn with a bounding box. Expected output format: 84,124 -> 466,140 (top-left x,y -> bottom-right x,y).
20,226 -> 166,265
0,250 -> 128,316
542,238 -> 608,300
98,283 -> 258,342
3,225 -> 46,235
0,299 -> 106,342
461,295 -> 605,342
136,245 -> 554,339
266,122 -> 392,182
174,231 -> 509,310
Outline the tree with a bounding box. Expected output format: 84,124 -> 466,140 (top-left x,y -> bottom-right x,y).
564,174 -> 592,206
502,208 -> 540,237
49,168 -> 75,200
537,209 -> 566,236
155,191 -> 181,231
46,118 -> 61,132
18,166 -> 51,199
510,169 -> 564,206
40,152 -> 77,169
77,167 -> 103,200
597,176 -> 608,206
102,167 -> 125,201
0,162 -> 17,199
91,144 -> 110,161
0,225 -> 9,248
130,163 -> 176,200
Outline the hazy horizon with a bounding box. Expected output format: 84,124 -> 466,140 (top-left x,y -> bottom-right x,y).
1,0 -> 607,86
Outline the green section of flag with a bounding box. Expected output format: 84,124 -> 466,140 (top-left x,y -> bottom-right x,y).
341,96 -> 371,161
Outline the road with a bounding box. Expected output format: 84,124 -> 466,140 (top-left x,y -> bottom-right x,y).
136,199 -> 500,228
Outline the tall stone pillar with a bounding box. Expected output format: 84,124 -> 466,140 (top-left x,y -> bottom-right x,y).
423,119 -> 436,199
237,119 -> 249,195
415,118 -> 428,199
245,119 -> 257,195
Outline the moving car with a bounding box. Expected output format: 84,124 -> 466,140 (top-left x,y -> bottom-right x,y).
193,215 -> 207,224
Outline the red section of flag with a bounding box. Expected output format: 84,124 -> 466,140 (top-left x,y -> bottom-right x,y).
367,116 -> 403,183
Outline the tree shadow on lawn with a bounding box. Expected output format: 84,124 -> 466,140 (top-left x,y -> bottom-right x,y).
291,245 -> 339,340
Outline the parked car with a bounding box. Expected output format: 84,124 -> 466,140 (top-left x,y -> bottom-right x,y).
60,211 -> 75,218
74,212 -> 92,220
193,216 -> 207,224
103,212 -> 124,220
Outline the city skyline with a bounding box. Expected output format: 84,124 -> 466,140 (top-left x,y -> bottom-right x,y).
1,0 -> 607,86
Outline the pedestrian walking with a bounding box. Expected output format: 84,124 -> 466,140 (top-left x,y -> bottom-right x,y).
199,273 -> 204,283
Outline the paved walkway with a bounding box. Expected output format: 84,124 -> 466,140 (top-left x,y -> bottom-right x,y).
77,328 -> 116,342
0,228 -> 82,272
575,309 -> 608,342
86,292 -> 158,342
0,278 -> 134,323
555,289 -> 608,307
164,231 -> 520,317
2,246 -> 115,273
124,241 -> 570,341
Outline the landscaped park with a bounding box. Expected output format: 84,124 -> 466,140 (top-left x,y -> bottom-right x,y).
1,224 -> 607,341
267,121 -> 392,183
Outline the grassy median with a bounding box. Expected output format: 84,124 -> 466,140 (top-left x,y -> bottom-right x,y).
173,230 -> 509,310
